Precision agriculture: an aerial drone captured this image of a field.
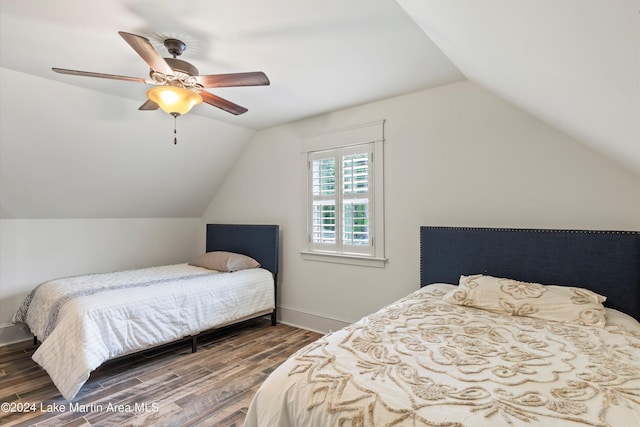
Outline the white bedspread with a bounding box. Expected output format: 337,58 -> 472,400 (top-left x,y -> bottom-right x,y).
14,263 -> 274,401
245,284 -> 640,427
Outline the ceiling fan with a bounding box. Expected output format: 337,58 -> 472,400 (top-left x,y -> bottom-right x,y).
52,31 -> 269,117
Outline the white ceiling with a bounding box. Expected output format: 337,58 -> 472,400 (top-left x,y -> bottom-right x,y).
0,0 -> 464,130
0,0 -> 638,219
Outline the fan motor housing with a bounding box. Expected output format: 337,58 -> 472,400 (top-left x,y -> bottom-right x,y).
164,38 -> 186,57
164,57 -> 199,76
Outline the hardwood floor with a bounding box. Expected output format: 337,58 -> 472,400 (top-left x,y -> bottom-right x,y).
0,318 -> 322,427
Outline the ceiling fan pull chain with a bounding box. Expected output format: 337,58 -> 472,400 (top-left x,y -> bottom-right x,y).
172,113 -> 178,145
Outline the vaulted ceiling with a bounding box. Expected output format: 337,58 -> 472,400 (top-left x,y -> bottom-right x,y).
397,0 -> 639,175
1,0 -> 637,219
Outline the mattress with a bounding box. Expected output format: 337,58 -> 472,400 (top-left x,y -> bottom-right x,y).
244,284 -> 640,427
14,263 -> 274,401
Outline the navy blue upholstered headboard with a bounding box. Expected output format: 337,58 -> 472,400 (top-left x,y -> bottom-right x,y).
420,227 -> 640,320
206,224 -> 279,275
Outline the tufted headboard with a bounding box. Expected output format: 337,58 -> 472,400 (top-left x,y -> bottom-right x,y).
206,224 -> 280,275
420,226 -> 640,320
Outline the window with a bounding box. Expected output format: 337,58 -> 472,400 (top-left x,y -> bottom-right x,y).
309,144 -> 373,255
301,121 -> 385,267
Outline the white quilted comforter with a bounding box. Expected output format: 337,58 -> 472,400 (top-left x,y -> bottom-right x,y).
245,284 -> 640,427
14,263 -> 274,401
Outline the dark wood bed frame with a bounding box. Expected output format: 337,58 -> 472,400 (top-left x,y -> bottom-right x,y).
419,226 -> 640,320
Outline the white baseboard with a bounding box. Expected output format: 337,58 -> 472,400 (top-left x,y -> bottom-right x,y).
0,323 -> 32,346
278,305 -> 353,335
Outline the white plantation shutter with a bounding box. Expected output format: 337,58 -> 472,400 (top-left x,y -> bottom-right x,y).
310,152 -> 337,249
340,144 -> 372,254
309,144 -> 373,255
302,121 -> 385,266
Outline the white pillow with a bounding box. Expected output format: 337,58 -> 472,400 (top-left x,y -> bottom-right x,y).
442,274 -> 607,327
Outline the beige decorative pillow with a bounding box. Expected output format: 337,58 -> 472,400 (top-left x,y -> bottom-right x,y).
442,274 -> 607,327
190,251 -> 260,272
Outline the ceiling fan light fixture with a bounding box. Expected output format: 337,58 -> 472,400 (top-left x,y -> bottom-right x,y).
146,85 -> 202,116
53,32 -> 268,118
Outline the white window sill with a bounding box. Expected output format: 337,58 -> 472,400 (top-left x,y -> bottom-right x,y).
300,251 -> 386,268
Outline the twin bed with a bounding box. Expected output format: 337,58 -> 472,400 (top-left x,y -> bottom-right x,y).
14,223 -> 279,401
245,227 -> 640,427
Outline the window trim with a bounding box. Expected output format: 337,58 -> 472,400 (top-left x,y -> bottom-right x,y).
300,120 -> 386,267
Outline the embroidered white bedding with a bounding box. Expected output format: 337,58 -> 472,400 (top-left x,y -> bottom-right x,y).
14,263 -> 274,401
244,283 -> 640,427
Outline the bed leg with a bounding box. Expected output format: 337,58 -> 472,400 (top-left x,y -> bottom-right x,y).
191,336 -> 197,353
272,272 -> 278,326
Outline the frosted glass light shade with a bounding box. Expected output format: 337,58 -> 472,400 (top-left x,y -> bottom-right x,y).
146,86 -> 202,116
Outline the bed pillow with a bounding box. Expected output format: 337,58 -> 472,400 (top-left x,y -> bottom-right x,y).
442,274 -> 607,327
190,251 -> 260,272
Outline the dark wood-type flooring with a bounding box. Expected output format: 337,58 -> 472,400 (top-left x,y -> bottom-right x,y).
0,318 -> 322,427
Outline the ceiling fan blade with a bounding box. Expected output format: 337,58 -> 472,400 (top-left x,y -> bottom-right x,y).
200,91 -> 248,115
52,68 -> 147,83
195,71 -> 270,88
138,99 -> 159,110
118,31 -> 174,76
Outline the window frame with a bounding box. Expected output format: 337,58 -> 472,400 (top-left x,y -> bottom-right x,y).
300,120 -> 386,268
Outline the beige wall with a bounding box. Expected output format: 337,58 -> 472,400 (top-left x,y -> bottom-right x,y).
202,81 -> 640,333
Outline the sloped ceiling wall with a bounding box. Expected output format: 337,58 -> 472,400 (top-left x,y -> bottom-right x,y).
397,0 -> 640,173
0,68 -> 255,218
